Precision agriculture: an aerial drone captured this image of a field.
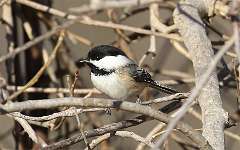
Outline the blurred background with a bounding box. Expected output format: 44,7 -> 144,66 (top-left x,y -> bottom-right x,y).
0,0 -> 239,149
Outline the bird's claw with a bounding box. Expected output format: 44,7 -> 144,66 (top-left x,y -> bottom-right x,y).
136,97 -> 142,104
105,108 -> 112,115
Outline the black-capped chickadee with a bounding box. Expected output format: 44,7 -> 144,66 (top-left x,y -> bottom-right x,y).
79,45 -> 179,101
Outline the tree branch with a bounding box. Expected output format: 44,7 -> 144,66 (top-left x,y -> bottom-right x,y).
153,1 -> 231,149
0,97 -> 210,149
85,130 -> 154,150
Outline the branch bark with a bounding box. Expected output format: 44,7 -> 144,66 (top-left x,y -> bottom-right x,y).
173,0 -> 228,149
84,131 -> 154,150
0,97 -> 210,149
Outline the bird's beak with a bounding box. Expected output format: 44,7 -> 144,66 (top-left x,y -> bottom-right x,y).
75,58 -> 90,67
79,58 -> 89,64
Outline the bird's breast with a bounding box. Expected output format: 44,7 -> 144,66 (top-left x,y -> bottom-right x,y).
91,72 -> 144,100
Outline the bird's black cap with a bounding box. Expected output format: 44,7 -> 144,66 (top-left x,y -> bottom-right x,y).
88,45 -> 127,60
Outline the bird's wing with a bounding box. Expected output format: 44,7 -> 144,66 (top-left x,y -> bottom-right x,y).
129,64 -> 179,94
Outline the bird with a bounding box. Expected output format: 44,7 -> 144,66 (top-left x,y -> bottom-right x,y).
78,45 -> 179,102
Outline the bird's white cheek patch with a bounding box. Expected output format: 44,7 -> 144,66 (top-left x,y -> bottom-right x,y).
90,55 -> 133,70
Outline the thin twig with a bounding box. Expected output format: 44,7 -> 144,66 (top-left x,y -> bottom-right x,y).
139,3 -> 158,66
141,93 -> 189,105
159,69 -> 193,79
10,108 -> 106,121
85,131 -> 154,150
66,30 -> 92,46
232,0 -> 240,63
69,0 -> 163,13
79,17 -> 182,41
0,20 -> 75,64
13,117 -> 39,144
0,0 -> 182,64
6,31 -> 65,101
84,133 -> 110,150
16,0 -> 77,19
170,40 -> 191,60
170,133 -> 199,149
74,107 -> 91,149
6,86 -> 101,94
136,122 -> 165,150
158,78 -> 195,85
15,0 -> 183,41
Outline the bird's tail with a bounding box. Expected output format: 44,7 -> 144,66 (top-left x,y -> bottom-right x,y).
148,81 -> 179,94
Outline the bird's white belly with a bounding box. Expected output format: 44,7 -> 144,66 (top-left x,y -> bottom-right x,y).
91,73 -> 132,100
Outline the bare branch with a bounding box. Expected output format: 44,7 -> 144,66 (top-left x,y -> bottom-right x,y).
13,117 -> 39,144
10,108 -> 105,121
85,130 -> 154,150
136,123 -> 165,150
69,0 -> 162,13
6,86 -> 100,94
155,4 -> 235,149
0,20 -> 75,64
7,31 -> 65,101
0,97 -> 210,149
141,93 -> 188,105
16,0 -> 182,41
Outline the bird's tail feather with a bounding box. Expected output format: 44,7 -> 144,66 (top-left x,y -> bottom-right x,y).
148,81 -> 179,94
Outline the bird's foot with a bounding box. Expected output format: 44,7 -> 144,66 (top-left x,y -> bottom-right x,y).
136,97 -> 142,104
105,108 -> 112,115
